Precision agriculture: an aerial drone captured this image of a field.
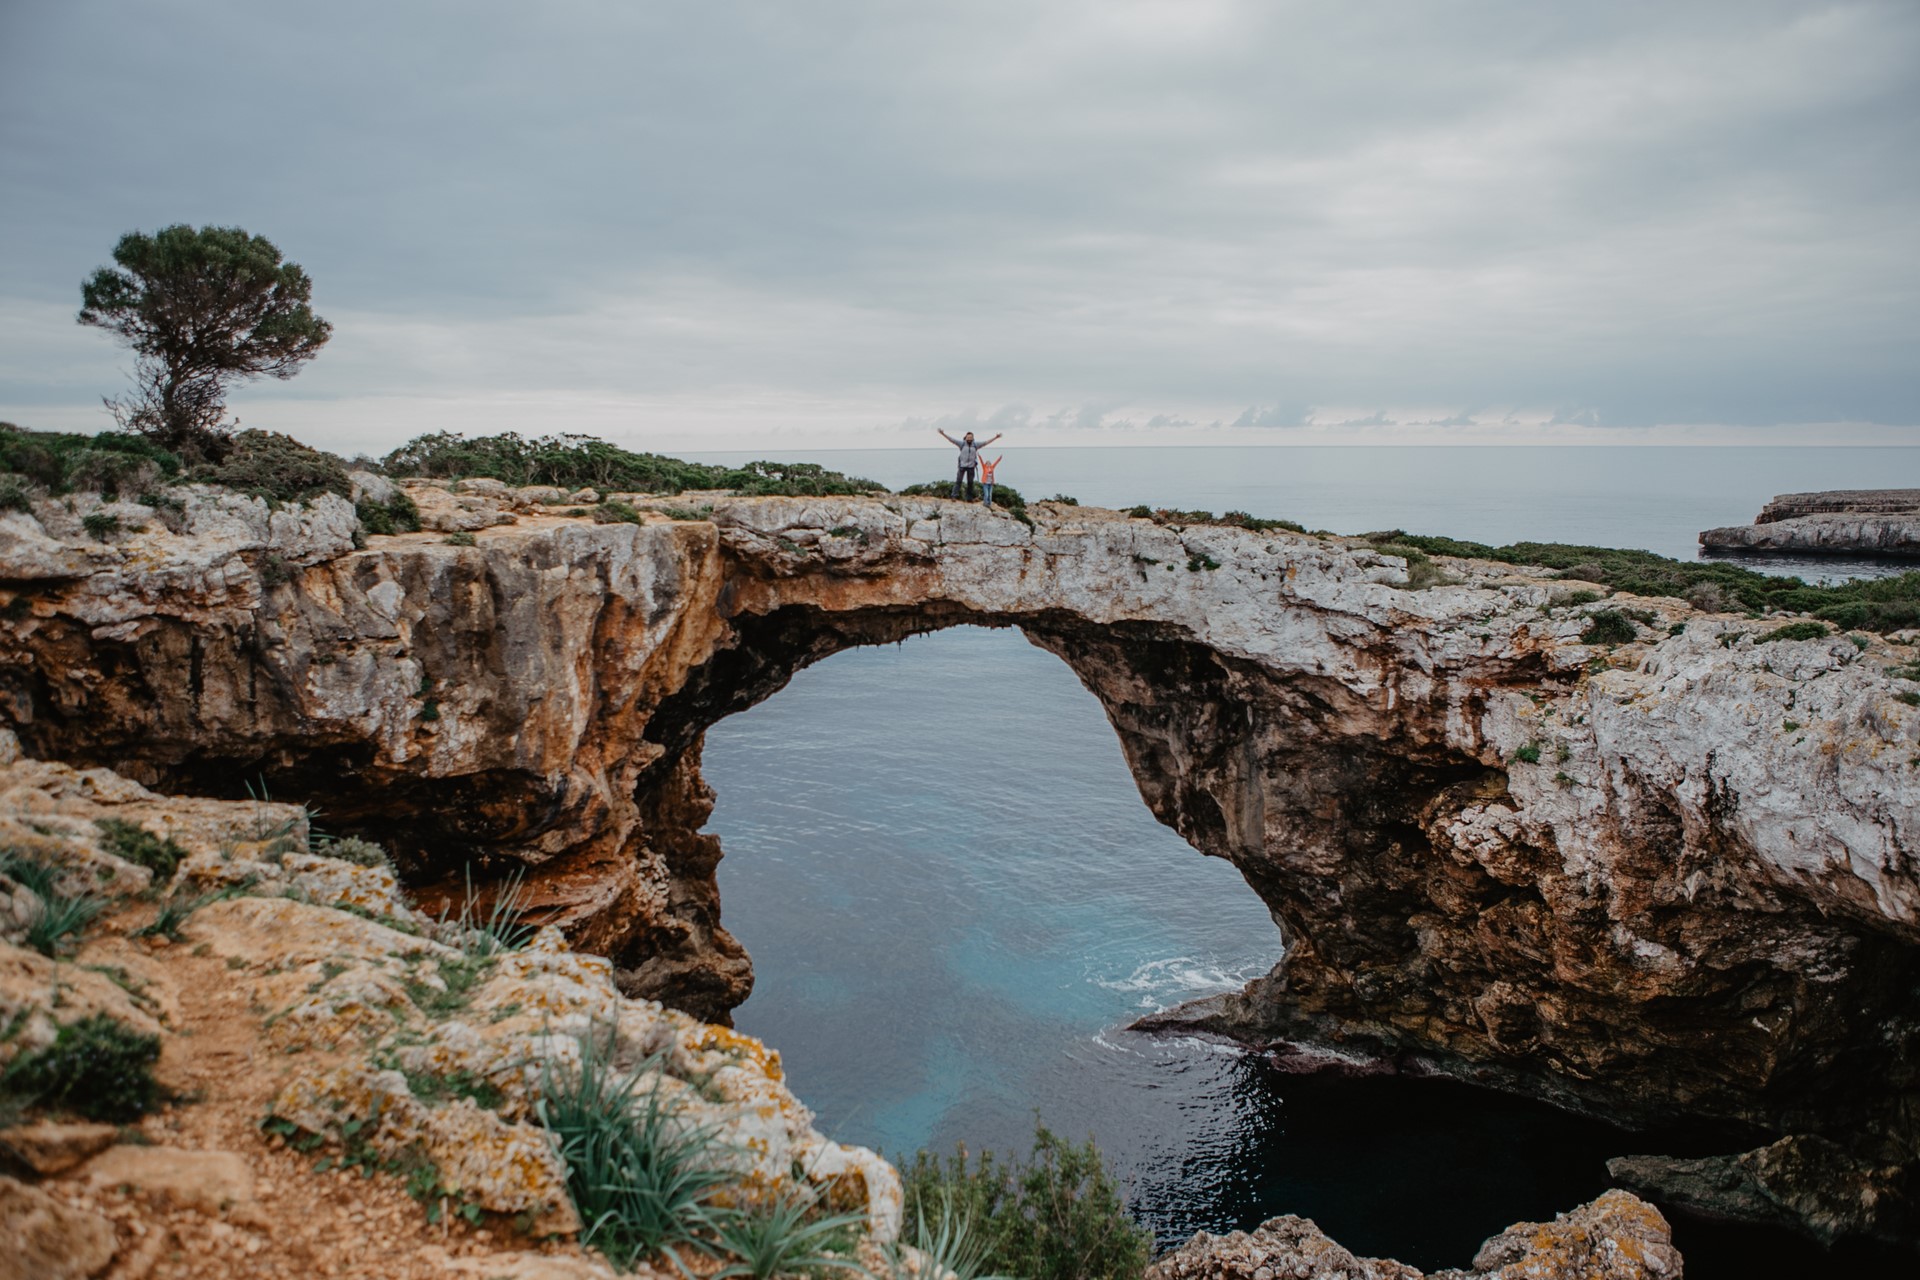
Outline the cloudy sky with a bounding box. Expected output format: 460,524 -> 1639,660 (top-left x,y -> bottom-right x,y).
3,1 -> 1916,454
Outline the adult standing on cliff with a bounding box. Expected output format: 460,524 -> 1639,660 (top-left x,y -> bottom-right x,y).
939,428 -> 1001,501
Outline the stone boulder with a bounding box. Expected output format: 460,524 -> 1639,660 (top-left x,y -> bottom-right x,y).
1609,1134 -> 1919,1248
0,1175 -> 116,1280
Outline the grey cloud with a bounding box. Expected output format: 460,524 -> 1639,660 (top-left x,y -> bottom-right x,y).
1,0 -> 1917,445
1233,405 -> 1313,429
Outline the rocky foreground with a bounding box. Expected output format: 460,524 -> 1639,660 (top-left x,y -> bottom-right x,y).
0,739 -> 1679,1279
1700,488 -> 1920,557
2,474 -> 1920,1252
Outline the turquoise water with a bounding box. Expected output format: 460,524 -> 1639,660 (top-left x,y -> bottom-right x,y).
697,446 -> 1919,1276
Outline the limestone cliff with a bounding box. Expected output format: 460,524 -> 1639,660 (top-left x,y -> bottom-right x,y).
1701,488 -> 1920,557
3,479 -> 1919,1245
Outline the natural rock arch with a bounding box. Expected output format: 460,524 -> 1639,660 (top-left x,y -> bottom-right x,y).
3,487 -> 1917,1176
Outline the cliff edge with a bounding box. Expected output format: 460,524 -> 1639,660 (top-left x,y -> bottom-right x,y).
2,476 -> 1919,1249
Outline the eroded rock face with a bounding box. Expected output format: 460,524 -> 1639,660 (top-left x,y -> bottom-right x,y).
1701,489 -> 1920,557
3,485 -> 1920,1240
1145,1191 -> 1683,1280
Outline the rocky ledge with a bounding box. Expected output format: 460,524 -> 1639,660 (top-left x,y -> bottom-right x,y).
0,735 -> 896,1278
1701,489 -> 1920,558
2,477 -> 1919,1249
1149,1192 -> 1682,1280
0,733 -> 1682,1280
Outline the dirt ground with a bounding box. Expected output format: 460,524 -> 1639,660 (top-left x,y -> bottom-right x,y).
30,920 -> 626,1280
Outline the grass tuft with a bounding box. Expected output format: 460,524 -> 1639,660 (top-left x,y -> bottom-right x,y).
706,1191 -> 868,1280
536,1037 -> 734,1269
1,850 -> 106,956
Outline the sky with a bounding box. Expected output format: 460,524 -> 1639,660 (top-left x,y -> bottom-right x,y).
2,0 -> 1917,455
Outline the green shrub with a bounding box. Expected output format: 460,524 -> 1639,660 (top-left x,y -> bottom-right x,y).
1,851 -> 106,957
536,1040 -> 732,1269
1045,494 -> 1079,506
443,532 -> 476,547
317,835 -> 394,873
0,424 -> 180,496
1512,743 -> 1542,765
593,500 -> 643,525
193,430 -> 351,504
662,505 -> 714,522
355,489 -> 421,534
1896,691 -> 1920,707
93,819 -> 187,882
0,476 -> 34,513
381,431 -> 881,497
899,1122 -> 1152,1280
81,511 -> 121,540
1358,528 -> 1920,634
1367,543 -> 1450,589
899,481 -> 1035,528
718,459 -> 883,497
1580,610 -> 1639,645
1,1014 -> 161,1122
1757,621 -> 1830,644
1218,510 -> 1305,533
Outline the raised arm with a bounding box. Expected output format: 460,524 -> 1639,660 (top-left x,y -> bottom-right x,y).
980,433 -> 1003,446
936,429 -> 960,447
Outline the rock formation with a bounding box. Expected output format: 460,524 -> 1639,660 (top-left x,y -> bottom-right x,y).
0,739 -> 895,1277
1701,489 -> 1920,557
1147,1191 -> 1684,1280
3,478 -> 1919,1248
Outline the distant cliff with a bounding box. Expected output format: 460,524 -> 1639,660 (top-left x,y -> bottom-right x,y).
1702,488 -> 1920,557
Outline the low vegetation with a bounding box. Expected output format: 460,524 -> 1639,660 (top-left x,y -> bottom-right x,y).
593,499 -> 644,525
94,818 -> 187,882
536,1040 -> 733,1269
382,431 -> 883,497
1125,506 -> 1310,535
1580,610 -> 1640,646
0,422 -> 181,500
191,428 -> 352,504
356,488 -> 422,534
0,1013 -> 162,1122
0,849 -> 107,956
1361,529 -> 1920,633
899,480 -> 1034,526
1757,620 -> 1831,643
704,1192 -> 867,1280
899,1123 -> 1154,1280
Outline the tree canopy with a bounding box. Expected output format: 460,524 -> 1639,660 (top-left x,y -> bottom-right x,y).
77,225 -> 331,462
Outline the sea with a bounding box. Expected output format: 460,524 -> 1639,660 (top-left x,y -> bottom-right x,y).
682,446 -> 1918,1278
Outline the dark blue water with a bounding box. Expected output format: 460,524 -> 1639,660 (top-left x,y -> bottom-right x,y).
699,447 -> 1919,1276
